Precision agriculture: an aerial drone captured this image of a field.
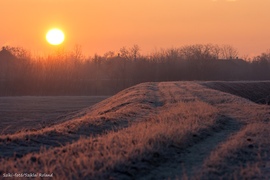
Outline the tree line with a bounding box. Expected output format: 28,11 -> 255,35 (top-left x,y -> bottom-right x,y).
0,44 -> 269,96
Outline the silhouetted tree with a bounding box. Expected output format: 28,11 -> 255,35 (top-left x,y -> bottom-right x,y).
0,44 -> 269,96
219,44 -> 239,59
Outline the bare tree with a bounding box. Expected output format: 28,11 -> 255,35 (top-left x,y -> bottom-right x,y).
130,44 -> 140,61
104,51 -> 115,59
119,46 -> 130,60
219,44 -> 239,59
70,45 -> 85,61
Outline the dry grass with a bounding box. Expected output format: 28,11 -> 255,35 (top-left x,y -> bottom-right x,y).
0,81 -> 270,179
198,122 -> 270,179
0,101 -> 218,179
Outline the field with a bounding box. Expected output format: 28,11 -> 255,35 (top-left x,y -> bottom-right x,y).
0,81 -> 270,179
0,96 -> 109,134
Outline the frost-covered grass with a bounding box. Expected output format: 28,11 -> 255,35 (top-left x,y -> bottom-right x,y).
0,101 -> 218,179
198,122 -> 270,179
0,81 -> 270,179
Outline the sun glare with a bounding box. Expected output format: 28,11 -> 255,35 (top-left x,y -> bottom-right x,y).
46,28 -> 65,45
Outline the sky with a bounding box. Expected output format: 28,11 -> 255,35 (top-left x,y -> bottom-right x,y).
1,0 -> 270,57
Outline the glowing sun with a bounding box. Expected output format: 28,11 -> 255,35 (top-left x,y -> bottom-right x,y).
46,28 -> 65,45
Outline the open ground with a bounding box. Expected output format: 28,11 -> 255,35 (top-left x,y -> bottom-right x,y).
0,81 -> 269,179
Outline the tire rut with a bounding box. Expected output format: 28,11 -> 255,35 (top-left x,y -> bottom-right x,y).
136,115 -> 241,180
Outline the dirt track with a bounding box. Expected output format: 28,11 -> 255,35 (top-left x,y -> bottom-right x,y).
135,82 -> 245,179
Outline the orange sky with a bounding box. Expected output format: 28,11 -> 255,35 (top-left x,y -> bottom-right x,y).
1,0 -> 270,57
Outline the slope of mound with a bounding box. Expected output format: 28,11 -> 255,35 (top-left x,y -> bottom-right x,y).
0,81 -> 270,179
202,81 -> 270,105
0,83 -> 161,157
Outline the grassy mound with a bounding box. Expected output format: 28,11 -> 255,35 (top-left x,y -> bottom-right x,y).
0,81 -> 269,179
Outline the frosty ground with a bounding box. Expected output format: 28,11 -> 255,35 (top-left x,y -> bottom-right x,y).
0,96 -> 108,134
0,81 -> 269,179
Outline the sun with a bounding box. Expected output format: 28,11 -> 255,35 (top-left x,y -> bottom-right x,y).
46,28 -> 65,45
